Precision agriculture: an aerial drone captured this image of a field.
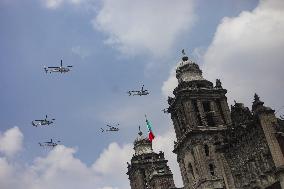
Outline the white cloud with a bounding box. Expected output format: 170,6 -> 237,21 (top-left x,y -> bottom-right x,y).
0,125 -> 183,189
28,145 -> 98,189
42,0 -> 64,9
92,142 -> 133,179
0,157 -> 14,188
94,0 -> 196,57
71,46 -> 91,59
0,127 -> 23,157
162,67 -> 178,97
202,0 -> 284,108
0,130 -> 131,189
0,145 -> 100,189
42,0 -> 85,9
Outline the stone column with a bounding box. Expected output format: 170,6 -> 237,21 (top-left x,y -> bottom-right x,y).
184,100 -> 198,128
258,113 -> 284,188
172,113 -> 182,140
197,100 -> 207,127
220,99 -> 232,125
193,145 -> 208,179
179,156 -> 191,189
216,152 -> 236,189
210,101 -> 224,126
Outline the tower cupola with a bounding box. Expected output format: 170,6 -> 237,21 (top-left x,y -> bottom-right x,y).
134,128 -> 153,156
127,127 -> 176,189
176,53 -> 204,83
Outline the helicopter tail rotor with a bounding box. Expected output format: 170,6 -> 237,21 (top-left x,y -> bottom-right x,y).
44,67 -> 48,73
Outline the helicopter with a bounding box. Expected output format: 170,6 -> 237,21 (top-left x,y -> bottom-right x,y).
101,124 -> 120,132
127,85 -> 149,96
39,139 -> 60,148
44,60 -> 73,74
32,115 -> 55,127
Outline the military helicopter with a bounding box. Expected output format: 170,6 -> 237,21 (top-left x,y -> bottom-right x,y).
127,85 -> 149,96
101,124 -> 120,132
39,139 -> 60,148
44,60 -> 73,74
32,115 -> 55,127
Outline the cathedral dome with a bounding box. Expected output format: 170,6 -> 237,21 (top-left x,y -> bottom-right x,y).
176,55 -> 205,83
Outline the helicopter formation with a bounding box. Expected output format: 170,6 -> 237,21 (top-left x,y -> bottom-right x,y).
31,51 -> 196,149
31,115 -> 58,148
31,59 -> 155,148
31,51 -> 195,149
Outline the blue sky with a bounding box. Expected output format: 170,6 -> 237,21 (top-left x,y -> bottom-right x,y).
1,0 -> 284,188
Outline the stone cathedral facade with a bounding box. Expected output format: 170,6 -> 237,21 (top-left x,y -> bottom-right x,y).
127,54 -> 284,189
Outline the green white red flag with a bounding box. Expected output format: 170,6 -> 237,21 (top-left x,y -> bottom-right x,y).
145,115 -> 155,142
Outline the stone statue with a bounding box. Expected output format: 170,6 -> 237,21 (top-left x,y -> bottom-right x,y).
215,79 -> 222,88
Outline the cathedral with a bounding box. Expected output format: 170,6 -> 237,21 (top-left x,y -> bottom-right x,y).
126,54 -> 284,189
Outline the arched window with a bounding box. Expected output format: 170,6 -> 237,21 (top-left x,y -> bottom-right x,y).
204,144 -> 210,156
188,163 -> 195,179
203,101 -> 211,112
209,163 -> 215,176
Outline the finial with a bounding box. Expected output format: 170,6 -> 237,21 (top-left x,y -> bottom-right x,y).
254,93 -> 260,102
138,126 -> 142,136
181,49 -> 188,61
215,79 -> 222,88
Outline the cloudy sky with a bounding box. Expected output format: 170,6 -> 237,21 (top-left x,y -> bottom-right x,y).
1,0 -> 283,188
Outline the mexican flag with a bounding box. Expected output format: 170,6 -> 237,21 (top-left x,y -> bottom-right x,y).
145,116 -> 155,142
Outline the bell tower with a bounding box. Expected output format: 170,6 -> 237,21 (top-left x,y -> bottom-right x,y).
167,52 -> 233,189
127,129 -> 176,189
